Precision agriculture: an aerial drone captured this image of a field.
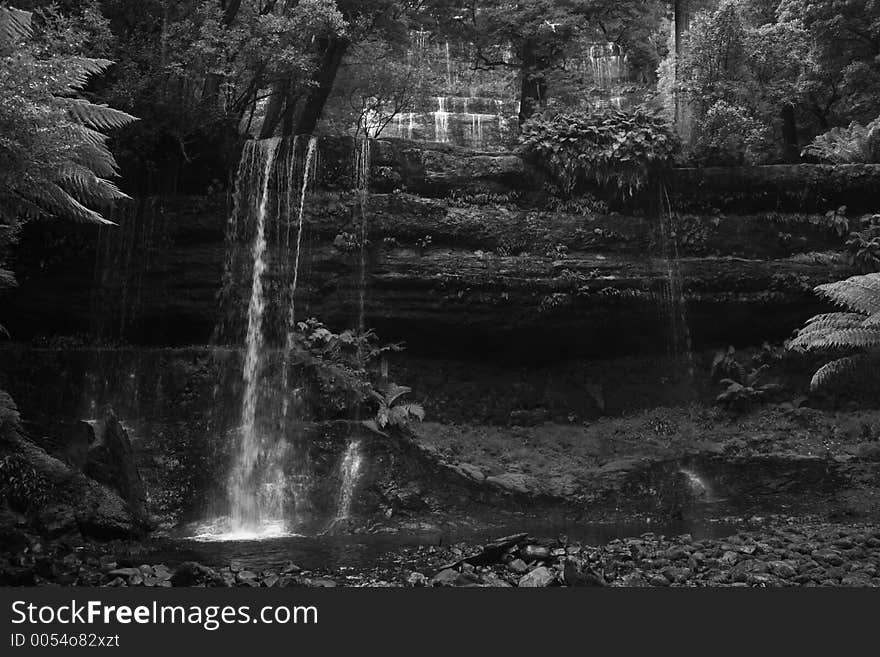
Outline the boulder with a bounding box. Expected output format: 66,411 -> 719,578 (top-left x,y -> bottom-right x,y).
85,412 -> 146,513
518,566 -> 557,588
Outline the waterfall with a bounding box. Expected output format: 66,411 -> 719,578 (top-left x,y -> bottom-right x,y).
281,137 -> 318,419
228,137 -> 282,534
433,97 -> 450,142
329,136 -> 372,525
195,136 -> 323,540
335,440 -> 363,520
657,186 -> 694,379
589,42 -> 625,90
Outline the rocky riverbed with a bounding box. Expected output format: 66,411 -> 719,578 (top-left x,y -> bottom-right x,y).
3,519 -> 879,588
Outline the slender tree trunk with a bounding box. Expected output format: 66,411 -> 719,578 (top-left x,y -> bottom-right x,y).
294,36 -> 350,135
260,78 -> 291,139
781,105 -> 799,162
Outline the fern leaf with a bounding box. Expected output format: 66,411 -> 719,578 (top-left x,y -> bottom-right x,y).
815,274 -> 880,315
802,313 -> 867,329
810,355 -> 873,391
39,182 -> 117,225
66,100 -> 138,131
0,7 -> 31,49
795,327 -> 880,351
398,403 -> 425,421
380,383 -> 412,406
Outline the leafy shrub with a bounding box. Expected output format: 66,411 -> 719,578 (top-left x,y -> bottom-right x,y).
803,117 -> 880,164
689,100 -> 769,165
519,107 -> 678,198
788,274 -> 880,390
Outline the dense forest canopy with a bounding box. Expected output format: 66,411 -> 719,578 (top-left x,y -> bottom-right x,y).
1,0 -> 880,204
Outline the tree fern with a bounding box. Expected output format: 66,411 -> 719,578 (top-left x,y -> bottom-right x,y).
0,5 -> 137,227
789,273 -> 880,391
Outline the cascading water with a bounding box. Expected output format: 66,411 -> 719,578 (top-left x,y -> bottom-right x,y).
281,136 -> 318,419
335,440 -> 364,521
433,96 -> 450,143
228,137 -> 283,536
331,136 -> 372,523
197,136 -> 322,541
657,186 -> 694,379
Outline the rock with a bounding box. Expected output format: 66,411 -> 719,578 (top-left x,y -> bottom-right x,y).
107,567 -> 141,578
619,572 -> 649,587
263,574 -> 280,588
456,463 -> 485,481
768,561 -> 797,579
236,571 -> 258,586
432,569 -> 466,587
518,545 -> 551,561
153,564 -> 173,581
281,561 -> 301,574
85,412 -> 146,514
507,559 -> 529,575
406,572 -> 428,587
562,559 -> 606,587
661,567 -> 692,584
171,562 -> 224,587
841,572 -> 873,587
518,566 -> 557,588
485,473 -> 535,495
479,573 -> 513,588
811,549 -> 845,566
647,574 -> 670,587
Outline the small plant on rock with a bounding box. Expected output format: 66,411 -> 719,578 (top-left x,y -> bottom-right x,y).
364,383 -> 425,435
716,365 -> 783,413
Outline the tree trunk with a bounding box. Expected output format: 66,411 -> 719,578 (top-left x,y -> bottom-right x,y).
294,37 -> 350,135
260,78 -> 291,139
781,105 -> 799,162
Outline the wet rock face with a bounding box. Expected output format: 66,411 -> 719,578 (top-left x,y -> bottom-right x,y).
3,189 -> 853,358
84,412 -> 146,514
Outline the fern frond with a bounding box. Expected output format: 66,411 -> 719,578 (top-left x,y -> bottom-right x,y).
802,312 -> 867,330
379,383 -> 412,406
66,100 -> 138,131
815,274 -> 880,315
39,182 -> 116,225
795,328 -> 880,351
397,403 -> 425,421
57,163 -> 129,204
0,7 -> 32,49
810,354 -> 875,391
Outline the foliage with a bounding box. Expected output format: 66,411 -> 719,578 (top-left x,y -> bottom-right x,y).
803,117 -> 880,164
710,346 -> 745,384
689,100 -> 769,165
846,216 -> 880,273
715,365 -> 782,413
788,274 -> 880,391
0,452 -> 49,512
519,107 -> 678,197
0,4 -> 136,226
777,0 -> 880,127
363,383 -> 425,435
